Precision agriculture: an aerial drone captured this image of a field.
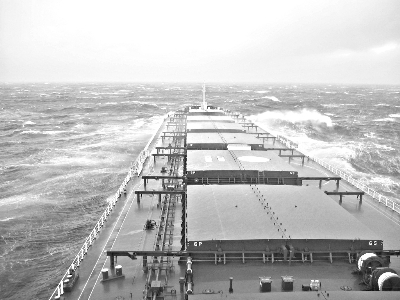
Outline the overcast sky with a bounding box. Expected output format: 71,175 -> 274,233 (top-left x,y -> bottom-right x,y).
0,0 -> 399,84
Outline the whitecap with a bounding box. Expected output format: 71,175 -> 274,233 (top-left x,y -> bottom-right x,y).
389,114 -> 400,118
322,104 -> 339,108
364,132 -> 376,138
261,96 -> 281,102
0,217 -> 15,222
375,103 -> 390,107
373,143 -> 395,151
45,130 -> 68,135
23,121 -> 36,127
20,130 -> 42,135
19,130 -> 67,135
255,91 -> 269,94
251,108 -> 333,127
373,118 -> 396,122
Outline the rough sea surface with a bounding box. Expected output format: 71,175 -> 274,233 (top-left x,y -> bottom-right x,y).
0,83 -> 399,299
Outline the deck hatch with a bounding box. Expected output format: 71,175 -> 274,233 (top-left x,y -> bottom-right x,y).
186,185 -> 382,252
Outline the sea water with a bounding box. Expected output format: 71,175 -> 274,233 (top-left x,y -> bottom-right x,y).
0,83 -> 399,299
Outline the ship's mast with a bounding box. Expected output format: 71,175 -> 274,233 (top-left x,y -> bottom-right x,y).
202,83 -> 207,110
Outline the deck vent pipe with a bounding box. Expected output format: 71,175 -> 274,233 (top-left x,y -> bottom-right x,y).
259,277 -> 272,292
101,268 -> 109,280
116,265 -> 123,276
179,277 -> 185,293
281,245 -> 288,261
229,277 -> 233,293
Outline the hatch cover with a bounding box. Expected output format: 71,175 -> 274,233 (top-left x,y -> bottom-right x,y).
238,156 -> 270,162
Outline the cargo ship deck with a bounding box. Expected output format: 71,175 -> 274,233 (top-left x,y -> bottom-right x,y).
51,100 -> 400,300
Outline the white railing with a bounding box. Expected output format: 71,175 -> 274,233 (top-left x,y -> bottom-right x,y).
249,119 -> 400,215
309,156 -> 400,214
48,114 -> 169,300
276,135 -> 298,149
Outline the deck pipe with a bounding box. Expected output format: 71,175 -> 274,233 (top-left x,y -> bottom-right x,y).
101,268 -> 109,280
186,257 -> 193,274
143,256 -> 148,272
229,277 -> 233,293
186,257 -> 193,294
281,245 -> 288,261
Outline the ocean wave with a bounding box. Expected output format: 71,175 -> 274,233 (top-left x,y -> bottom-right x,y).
0,217 -> 16,222
19,130 -> 69,135
373,118 -> 396,122
47,156 -> 99,166
375,103 -> 390,107
255,91 -> 269,94
373,143 -> 395,151
0,194 -> 40,208
363,132 -> 376,138
261,96 -> 281,102
251,108 -> 333,127
23,121 -> 36,127
389,114 -> 400,118
19,130 -> 44,135
321,104 -> 339,108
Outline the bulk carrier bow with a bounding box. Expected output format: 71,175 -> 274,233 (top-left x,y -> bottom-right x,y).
50,86 -> 400,300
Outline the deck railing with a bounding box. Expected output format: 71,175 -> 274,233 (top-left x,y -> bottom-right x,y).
253,122 -> 400,216
309,156 -> 400,214
48,115 -> 167,300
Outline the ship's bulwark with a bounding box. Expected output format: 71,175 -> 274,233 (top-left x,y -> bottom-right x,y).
0,83 -> 399,299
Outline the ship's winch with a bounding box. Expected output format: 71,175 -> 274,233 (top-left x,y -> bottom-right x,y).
356,252 -> 400,290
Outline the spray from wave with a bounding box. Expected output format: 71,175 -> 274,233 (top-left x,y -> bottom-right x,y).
250,109 -> 333,127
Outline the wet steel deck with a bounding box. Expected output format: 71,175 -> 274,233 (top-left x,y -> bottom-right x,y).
56,110 -> 400,300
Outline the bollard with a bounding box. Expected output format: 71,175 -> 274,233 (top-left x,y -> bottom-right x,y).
229,277 -> 233,293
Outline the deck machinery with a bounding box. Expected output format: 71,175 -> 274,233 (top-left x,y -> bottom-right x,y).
53,100 -> 400,300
